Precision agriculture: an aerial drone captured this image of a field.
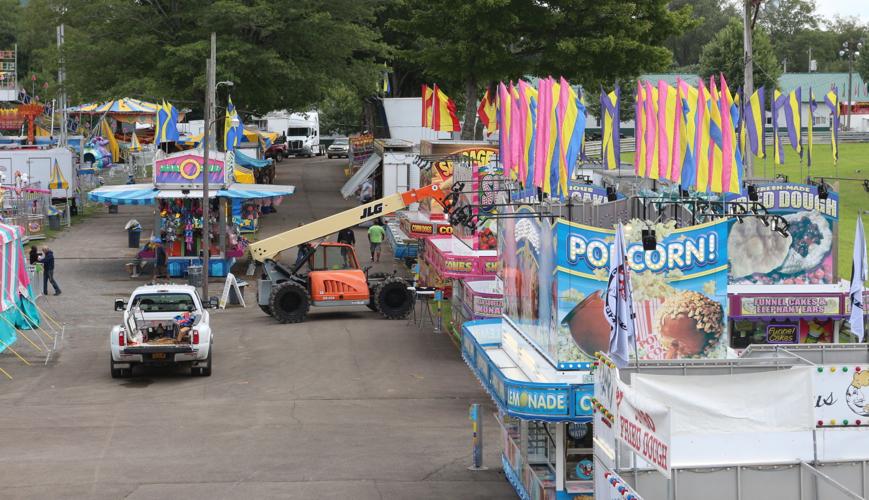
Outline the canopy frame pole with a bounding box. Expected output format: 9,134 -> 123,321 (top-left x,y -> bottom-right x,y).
0,338 -> 32,366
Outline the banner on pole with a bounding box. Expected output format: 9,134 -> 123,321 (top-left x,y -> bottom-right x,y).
616,380 -> 672,478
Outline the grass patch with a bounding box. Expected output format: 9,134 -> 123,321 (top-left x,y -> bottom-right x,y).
621,142 -> 868,280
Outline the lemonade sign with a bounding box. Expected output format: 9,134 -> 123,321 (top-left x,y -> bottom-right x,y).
506,386 -> 570,416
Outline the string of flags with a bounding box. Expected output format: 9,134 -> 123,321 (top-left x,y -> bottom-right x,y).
477,76 -> 588,199
425,75 -> 842,197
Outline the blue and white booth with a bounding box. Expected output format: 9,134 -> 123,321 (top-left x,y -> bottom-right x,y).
462,318 -> 595,500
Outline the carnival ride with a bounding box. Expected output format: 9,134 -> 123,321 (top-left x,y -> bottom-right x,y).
249,182 -> 462,323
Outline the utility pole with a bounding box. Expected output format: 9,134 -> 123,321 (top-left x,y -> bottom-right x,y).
839,40 -> 862,131
202,32 -> 216,300
743,0 -> 754,178
56,24 -> 66,147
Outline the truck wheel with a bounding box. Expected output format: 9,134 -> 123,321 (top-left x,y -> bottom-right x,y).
366,272 -> 388,311
259,304 -> 273,316
269,281 -> 310,323
375,276 -> 413,319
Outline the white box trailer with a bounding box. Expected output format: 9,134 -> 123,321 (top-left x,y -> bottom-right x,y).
262,111 -> 322,156
0,147 -> 75,198
382,98 -> 453,143
378,139 -> 420,209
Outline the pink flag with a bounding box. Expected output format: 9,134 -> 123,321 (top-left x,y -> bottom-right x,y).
510,82 -> 523,181
534,78 -> 551,189
671,79 -> 686,182
498,82 -> 511,173
719,73 -> 734,193
635,82 -> 644,176
643,81 -> 657,179
657,80 -> 671,179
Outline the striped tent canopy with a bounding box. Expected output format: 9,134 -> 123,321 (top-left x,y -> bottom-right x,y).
67,98 -> 160,115
0,222 -> 26,313
88,184 -> 157,205
48,160 -> 69,190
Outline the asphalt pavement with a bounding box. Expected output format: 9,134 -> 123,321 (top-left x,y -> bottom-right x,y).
0,155 -> 513,499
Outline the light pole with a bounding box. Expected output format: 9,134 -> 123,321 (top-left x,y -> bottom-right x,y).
839,40 -> 863,131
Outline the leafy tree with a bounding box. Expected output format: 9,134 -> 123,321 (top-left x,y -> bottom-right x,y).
319,83 -> 363,135
17,0 -> 390,116
758,0 -> 819,46
666,0 -> 739,67
389,0 -> 535,139
699,19 -> 780,92
392,0 -> 690,139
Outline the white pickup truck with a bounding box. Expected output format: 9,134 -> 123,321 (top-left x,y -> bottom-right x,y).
110,284 -> 214,378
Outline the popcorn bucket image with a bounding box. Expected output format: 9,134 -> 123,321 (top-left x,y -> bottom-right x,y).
635,298 -> 665,360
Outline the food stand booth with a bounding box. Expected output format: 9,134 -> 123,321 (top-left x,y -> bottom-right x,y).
88,149 -> 295,277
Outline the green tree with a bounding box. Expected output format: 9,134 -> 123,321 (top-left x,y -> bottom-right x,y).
319,83 -> 363,135
392,0 -> 690,139
17,0 -> 390,116
699,19 -> 780,92
666,0 -> 739,67
389,0 -> 535,139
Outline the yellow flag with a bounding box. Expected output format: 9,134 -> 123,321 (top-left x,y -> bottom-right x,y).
100,118 -> 120,162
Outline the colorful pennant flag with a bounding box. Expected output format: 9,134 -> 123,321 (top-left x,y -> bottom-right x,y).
421,84 -> 434,128
498,82 -> 513,176
156,100 -> 180,145
772,90 -> 784,165
477,88 -> 498,134
824,87 -> 839,164
518,80 -> 538,188
100,118 -> 120,162
693,79 -> 711,191
223,96 -> 244,151
130,131 -> 142,152
600,86 -> 620,171
432,84 -> 461,132
784,87 -> 802,157
634,82 -> 646,178
808,88 -> 816,167
744,88 -> 765,159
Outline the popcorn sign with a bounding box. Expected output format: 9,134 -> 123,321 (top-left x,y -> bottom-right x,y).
567,230 -> 719,273
555,219 -> 730,362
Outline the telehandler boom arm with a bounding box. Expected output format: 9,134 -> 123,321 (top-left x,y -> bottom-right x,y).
249,183 -> 449,262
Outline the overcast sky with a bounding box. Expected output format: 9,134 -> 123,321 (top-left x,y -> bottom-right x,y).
814,0 -> 869,23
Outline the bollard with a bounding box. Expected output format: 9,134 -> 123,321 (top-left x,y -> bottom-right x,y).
468,403 -> 487,470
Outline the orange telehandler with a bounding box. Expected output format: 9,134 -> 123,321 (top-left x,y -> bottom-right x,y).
248,182 -> 461,323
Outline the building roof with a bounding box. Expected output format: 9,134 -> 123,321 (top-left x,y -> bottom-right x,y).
777,73 -> 868,102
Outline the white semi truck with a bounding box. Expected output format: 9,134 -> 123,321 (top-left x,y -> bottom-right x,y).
263,111 -> 322,157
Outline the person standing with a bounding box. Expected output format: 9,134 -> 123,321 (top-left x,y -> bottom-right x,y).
29,246 -> 39,265
337,227 -> 355,265
40,246 -> 61,296
153,240 -> 167,280
367,221 -> 386,263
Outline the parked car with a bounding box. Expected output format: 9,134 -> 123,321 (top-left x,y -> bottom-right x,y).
265,137 -> 289,162
110,284 -> 214,377
327,137 -> 349,159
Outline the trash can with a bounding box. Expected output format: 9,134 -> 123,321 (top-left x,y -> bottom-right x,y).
108,205 -> 118,214
187,265 -> 203,288
48,214 -> 61,230
128,228 -> 142,248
